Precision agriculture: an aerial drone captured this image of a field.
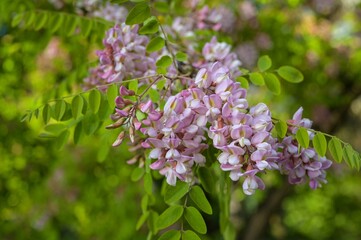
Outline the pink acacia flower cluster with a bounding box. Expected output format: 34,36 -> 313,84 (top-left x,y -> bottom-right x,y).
84,5 -> 333,195
193,62 -> 278,195
277,108 -> 333,189
140,88 -> 208,185
84,24 -> 158,89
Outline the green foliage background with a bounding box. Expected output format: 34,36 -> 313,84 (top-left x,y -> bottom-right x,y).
1,0 -> 361,239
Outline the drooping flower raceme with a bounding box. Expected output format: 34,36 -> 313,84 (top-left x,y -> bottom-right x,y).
141,88 -> 208,185
83,4 -> 333,195
276,108 -> 332,189
84,24 -> 158,89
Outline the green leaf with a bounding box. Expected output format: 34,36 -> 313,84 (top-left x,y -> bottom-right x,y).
156,205 -> 184,230
275,120 -> 287,138
197,167 -> 215,194
182,230 -> 201,240
88,89 -> 102,113
49,13 -> 64,33
12,13 -> 24,27
71,95 -> 84,120
34,11 -> 48,30
343,145 -> 356,168
328,137 -> 343,163
141,195 -> 149,213
148,210 -> 159,234
175,52 -> 188,62
189,186 -> 212,215
156,79 -> 166,89
34,108 -> 39,119
64,15 -> 79,36
131,167 -> 145,182
136,211 -> 149,230
277,66 -> 304,83
73,121 -> 83,144
125,2 -> 151,25
249,72 -> 265,86
55,130 -> 70,150
158,230 -> 181,240
355,153 -> 361,171
107,84 -> 118,109
24,12 -> 36,28
296,127 -> 309,149
146,36 -> 165,52
144,173 -> 153,195
20,112 -> 29,122
164,181 -> 189,204
257,55 -> 272,72
44,123 -> 67,135
83,113 -> 99,135
264,73 -> 281,95
128,79 -> 139,94
53,100 -> 67,121
97,94 -> 111,120
80,18 -> 93,37
156,55 -> 172,68
312,132 -> 327,157
148,88 -> 160,102
139,16 -> 159,34
236,76 -> 249,89
184,207 -> 207,234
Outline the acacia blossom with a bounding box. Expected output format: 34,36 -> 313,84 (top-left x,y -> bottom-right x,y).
83,3 -> 334,195
276,108 -> 332,189
193,62 -> 278,195
84,24 -> 158,89
141,88 -> 208,185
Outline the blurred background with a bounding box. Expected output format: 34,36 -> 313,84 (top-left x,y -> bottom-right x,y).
1,0 -> 361,239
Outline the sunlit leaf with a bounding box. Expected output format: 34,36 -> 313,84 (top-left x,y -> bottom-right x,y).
164,181 -> 189,204
328,137 -> 343,163
146,36 -> 165,52
236,76 -> 249,89
249,72 -> 265,86
175,52 -> 188,62
72,95 -> 84,120
53,100 -> 67,121
156,205 -> 184,230
189,186 -> 212,214
296,127 -> 309,149
139,16 -> 159,34
264,73 -> 281,95
257,55 -> 272,72
125,2 -> 151,25
42,104 -> 51,124
275,120 -> 287,138
277,66 -> 304,83
184,207 -> 207,234
88,89 -> 101,113
343,145 -> 356,168
312,132 -> 327,157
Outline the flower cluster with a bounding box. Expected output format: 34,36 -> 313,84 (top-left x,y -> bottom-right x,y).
83,3 -> 333,195
277,108 -> 332,189
84,24 -> 158,89
141,88 -> 208,185
198,37 -> 242,78
194,62 -> 278,194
